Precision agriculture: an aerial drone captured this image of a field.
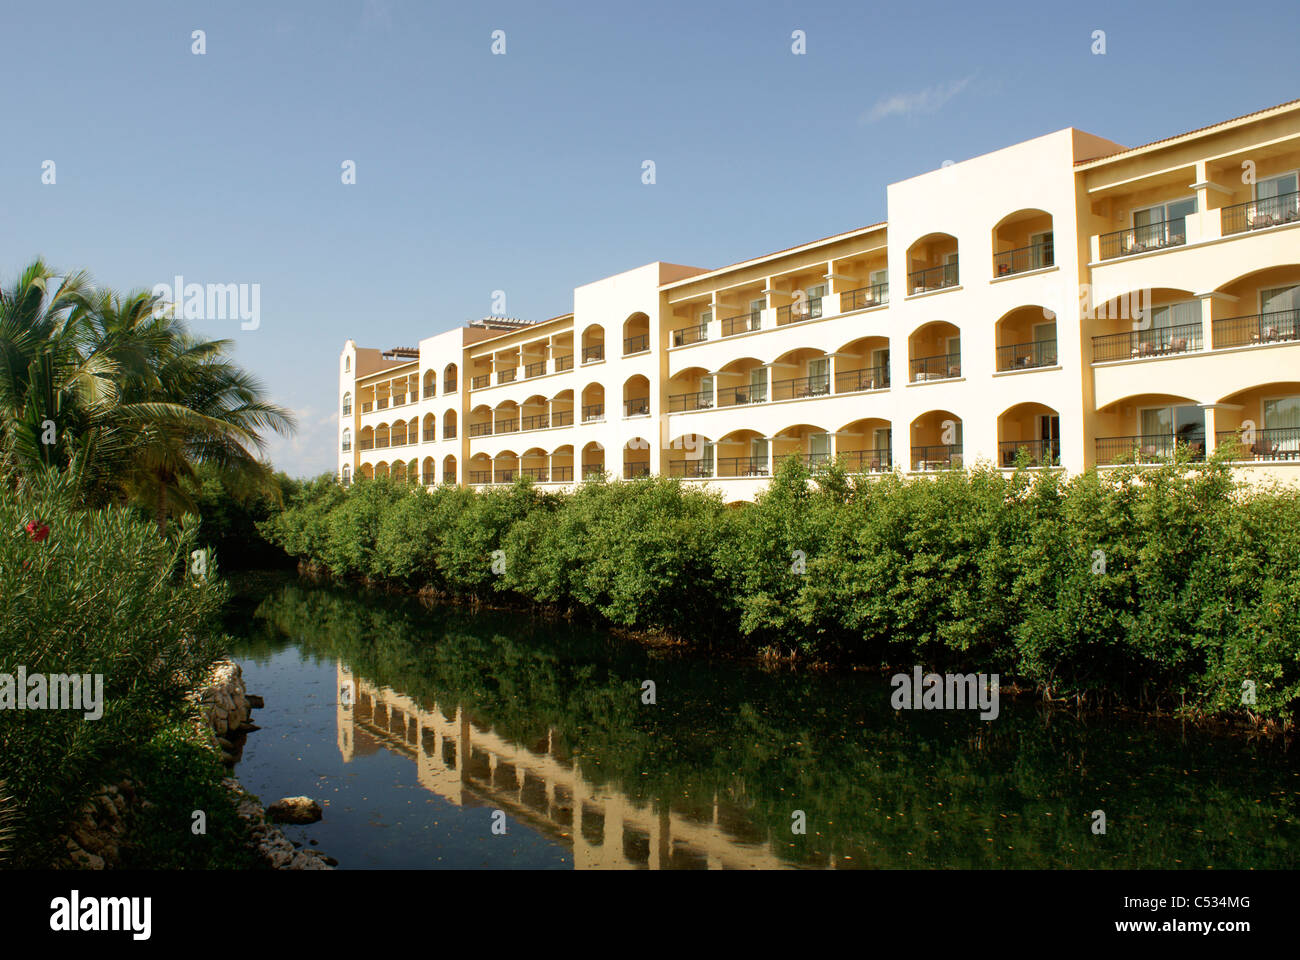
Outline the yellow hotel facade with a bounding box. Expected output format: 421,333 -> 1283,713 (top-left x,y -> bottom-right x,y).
338,98 -> 1300,502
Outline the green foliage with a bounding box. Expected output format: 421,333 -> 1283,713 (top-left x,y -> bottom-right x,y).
0,468 -> 230,866
259,458 -> 1300,720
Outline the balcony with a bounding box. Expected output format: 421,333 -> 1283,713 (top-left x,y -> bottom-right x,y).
667,459 -> 713,479
909,353 -> 961,382
392,394 -> 407,406
1221,190 -> 1300,235
359,439 -> 374,451
840,281 -> 889,312
1215,426 -> 1300,462
551,466 -> 574,481
443,379 -> 457,393
582,344 -> 604,363
497,368 -> 516,385
994,240 -> 1053,278
667,389 -> 713,412
911,445 -> 963,471
834,365 -> 889,392
444,426 -> 456,439
524,360 -> 546,378
624,397 -> 650,417
770,374 -> 831,402
581,403 -> 604,423
1098,218 -> 1187,260
715,456 -> 769,478
468,470 -> 491,484
494,470 -> 516,483
1211,309 -> 1299,349
423,429 -> 435,442
495,418 -> 519,434
998,438 -> 1060,468
551,410 -> 574,427
424,386 -> 436,399
721,311 -> 761,337
471,374 -> 490,389
672,323 -> 708,347
341,442 -> 352,453
1092,323 -> 1202,363
468,422 -> 492,437
837,448 -> 892,474
624,334 -> 650,355
520,467 -> 550,481
1095,435 -> 1205,465
362,401 -> 373,413
377,398 -> 389,410
776,298 -> 822,326
907,261 -> 958,294
520,413 -> 550,431
996,339 -> 1058,371
623,462 -> 651,479
554,354 -> 574,372
375,438 -> 390,449
582,466 -> 605,480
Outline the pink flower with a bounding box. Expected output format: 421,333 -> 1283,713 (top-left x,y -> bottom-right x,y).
25,520 -> 49,543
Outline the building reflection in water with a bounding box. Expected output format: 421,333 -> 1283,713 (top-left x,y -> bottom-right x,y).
335,662 -> 795,869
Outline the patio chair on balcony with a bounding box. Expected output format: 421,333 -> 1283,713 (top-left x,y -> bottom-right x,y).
1169,337 -> 1188,354
1253,325 -> 1282,344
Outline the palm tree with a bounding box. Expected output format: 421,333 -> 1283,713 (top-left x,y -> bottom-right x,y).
0,260 -> 296,527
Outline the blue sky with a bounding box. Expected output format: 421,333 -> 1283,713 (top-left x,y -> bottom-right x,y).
2,0 -> 1295,476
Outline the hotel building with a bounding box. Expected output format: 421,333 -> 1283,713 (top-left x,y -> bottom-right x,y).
338,98 -> 1300,502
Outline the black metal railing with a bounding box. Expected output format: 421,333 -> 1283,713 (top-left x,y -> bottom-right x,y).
341,442 -> 351,453
422,474 -> 435,486
468,422 -> 492,437
444,425 -> 456,439
392,394 -> 407,406
624,397 -> 650,417
1211,309 -> 1300,349
342,404 -> 352,416
525,360 -> 546,378
667,390 -> 713,412
551,410 -> 574,427
996,339 -> 1058,371
424,385 -> 436,398
468,470 -> 491,484
716,456 -> 769,478
520,467 -> 549,481
582,344 -> 604,363
834,365 -> 889,392
359,439 -> 374,450
1099,218 -> 1188,260
375,438 -> 390,448
770,373 -> 832,402
623,462 -> 651,479
497,368 -> 516,384
1092,322 -> 1202,362
993,240 -> 1053,277
837,448 -> 892,473
907,260 -> 959,293
471,374 -> 490,389
721,311 -> 762,337
1221,190 -> 1300,235
494,470 -> 516,484
911,445 -> 963,471
362,401 -> 373,413
423,429 -> 436,442
909,353 -> 961,382
998,438 -> 1061,467
624,334 -> 650,354
718,383 -> 768,406
582,466 -> 605,480
800,452 -> 832,469
672,323 -> 708,347
840,281 -> 889,312
667,459 -> 714,478
443,379 -> 456,393
551,466 -> 574,481
776,297 -> 823,326
377,398 -> 389,409
554,354 -> 573,372
495,418 -> 518,434
1095,435 -> 1205,465
520,413 -> 550,431
1215,426 -> 1300,462
582,403 -> 604,422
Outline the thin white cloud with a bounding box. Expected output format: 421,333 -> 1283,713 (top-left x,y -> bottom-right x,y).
862,75 -> 975,123
263,405 -> 338,479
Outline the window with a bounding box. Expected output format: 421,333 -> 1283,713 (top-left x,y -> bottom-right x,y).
1263,396 -> 1300,432
1261,285 -> 1298,315
809,432 -> 831,460
1140,404 -> 1204,452
871,347 -> 890,371
345,356 -> 350,372
342,465 -> 351,483
700,308 -> 713,324
341,428 -> 352,452
808,357 -> 830,393
1029,231 -> 1054,269
749,297 -> 765,316
1135,197 -> 1197,227
1038,416 -> 1060,442
873,427 -> 892,452
342,391 -> 352,415
870,269 -> 888,287
1257,172 -> 1298,201
749,366 -> 767,401
946,335 -> 961,359
751,437 -> 768,462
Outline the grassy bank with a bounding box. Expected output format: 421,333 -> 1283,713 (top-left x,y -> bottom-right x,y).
259,453 -> 1300,724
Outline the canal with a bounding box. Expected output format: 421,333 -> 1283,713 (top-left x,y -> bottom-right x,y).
225,574 -> 1298,869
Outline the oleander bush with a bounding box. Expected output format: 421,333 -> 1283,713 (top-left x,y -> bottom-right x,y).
258,451 -> 1300,721
0,468 -> 229,866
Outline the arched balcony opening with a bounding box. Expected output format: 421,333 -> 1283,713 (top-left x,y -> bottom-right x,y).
423,369 -> 437,399
995,306 -> 1058,371
906,233 -> 959,294
581,383 -> 605,423
715,357 -> 768,407
468,404 -> 493,438
992,209 -> 1054,277
1210,265 -> 1300,349
359,426 -> 375,452
359,463 -> 374,479
374,423 -> 391,450
772,423 -> 832,472
1090,288 -> 1201,362
443,408 -> 457,439
550,389 -> 575,428
519,447 -> 549,482
665,434 -> 713,479
622,375 -> 650,418
1094,393 -> 1204,465
581,325 -> 605,364
910,411 -> 963,471
467,453 -> 493,485
622,312 -> 651,356
623,437 -> 651,479
667,366 -> 714,412
834,337 -> 890,393
770,348 -> 831,401
375,461 -> 391,479
493,400 -> 520,435
421,456 -> 437,485
443,363 -> 458,393
442,455 -> 457,484
1214,382 -> 1300,462
341,428 -> 352,453
836,418 -> 892,473
519,394 -> 550,432
908,322 -> 961,382
342,390 -> 352,416
493,450 -> 519,484
997,403 -> 1061,467
714,428 -> 769,478
550,444 -> 575,483
422,412 -> 436,443
581,441 -> 606,481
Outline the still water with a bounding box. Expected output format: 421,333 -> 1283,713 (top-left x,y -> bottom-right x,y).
226,574 -> 1298,870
